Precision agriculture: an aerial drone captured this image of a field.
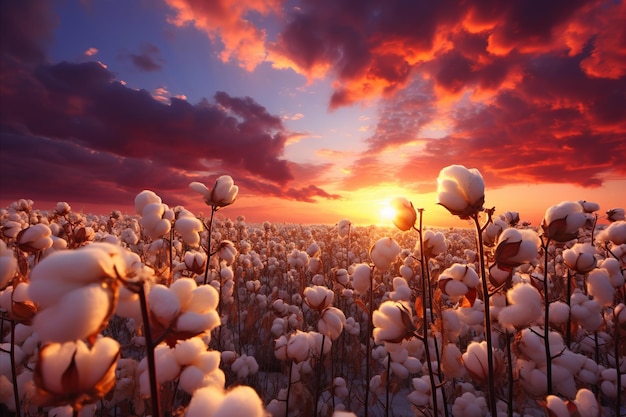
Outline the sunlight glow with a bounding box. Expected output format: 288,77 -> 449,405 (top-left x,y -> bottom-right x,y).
380,205 -> 396,223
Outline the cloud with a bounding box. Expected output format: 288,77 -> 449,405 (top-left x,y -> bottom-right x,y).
164,0 -> 280,71
0,55 -> 340,207
0,0 -> 57,64
127,42 -> 164,72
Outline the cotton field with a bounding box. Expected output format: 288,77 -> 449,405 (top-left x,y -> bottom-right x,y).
1,167 -> 625,417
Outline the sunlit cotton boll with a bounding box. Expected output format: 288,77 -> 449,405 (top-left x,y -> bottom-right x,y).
34,337 -> 120,408
0,241 -> 17,289
369,237 -> 401,270
189,175 -> 238,208
337,219 -> 351,238
175,213 -> 203,248
389,277 -> 412,302
606,208 -> 625,222
436,165 -> 485,219
421,230 -> 448,259
451,392 -> 488,417
390,197 -> 417,231
16,223 -> 53,252
497,283 -> 543,331
217,241 -> 237,265
139,202 -> 173,240
351,263 -> 372,294
304,285 -> 335,311
596,220 -> 626,245
186,385 -> 265,417
134,190 -> 162,215
438,264 -> 479,301
462,341 -> 498,385
494,228 -> 541,270
563,243 -> 597,274
586,268 -> 615,307
542,201 -> 587,242
373,301 -> 415,345
482,218 -> 508,247
598,258 -> 625,287
28,242 -> 136,341
318,307 -> 346,340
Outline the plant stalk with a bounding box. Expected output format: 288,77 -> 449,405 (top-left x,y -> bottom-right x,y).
138,281 -> 161,417
472,214 -> 497,416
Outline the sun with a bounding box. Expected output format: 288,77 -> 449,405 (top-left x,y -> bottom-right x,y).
379,204 -> 397,223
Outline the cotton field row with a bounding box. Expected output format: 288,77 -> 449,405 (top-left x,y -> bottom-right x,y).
1,167 -> 625,417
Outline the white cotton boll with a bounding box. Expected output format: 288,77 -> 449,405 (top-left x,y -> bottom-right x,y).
597,221 -> 626,244
497,283 -> 542,331
351,263 -> 371,294
587,269 -> 615,306
403,356 -> 422,373
441,343 -> 465,378
33,283 -> 111,342
134,190 -> 162,215
452,392 -> 488,417
271,318 -> 286,337
185,385 -> 225,417
519,361 -> 547,396
308,331 -> 332,357
170,277 -> 198,308
304,286 -> 334,310
286,331 -> 310,362
186,284 -> 219,313
148,284 -> 181,328
399,265 -> 414,280
436,165 -> 485,217
177,311 -> 220,334
335,268 -> 349,285
577,358 -> 599,384
462,341 -> 492,383
192,350 -> 222,375
1,220 -> 22,239
17,223 -> 53,250
563,243 -> 597,274
545,395 -> 569,417
373,301 -> 413,345
38,342 -> 76,393
0,241 -> 17,289
212,385 -> 264,417
318,307 -> 346,340
174,337 -> 206,366
74,337 -> 120,390
573,388 -> 599,417
390,361 -> 409,379
598,258 -> 625,287
440,279 -> 469,298
369,237 -> 402,270
390,277 -> 412,301
153,344 -> 181,383
549,301 -> 570,325
140,203 -> 172,239
175,216 -> 203,248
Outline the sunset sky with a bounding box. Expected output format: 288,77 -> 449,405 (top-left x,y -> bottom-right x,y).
1,0 -> 625,228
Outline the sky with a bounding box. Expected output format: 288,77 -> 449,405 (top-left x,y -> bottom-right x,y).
1,0 -> 625,228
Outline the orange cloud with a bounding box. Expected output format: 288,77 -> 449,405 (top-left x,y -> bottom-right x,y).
164,0 -> 281,71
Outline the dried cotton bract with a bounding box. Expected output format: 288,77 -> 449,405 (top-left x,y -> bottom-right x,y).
436,165 -> 485,219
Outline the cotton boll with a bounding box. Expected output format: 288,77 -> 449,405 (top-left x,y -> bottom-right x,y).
211,385 -> 264,417
153,344 -> 181,383
369,237 -> 402,270
440,343 -> 465,378
587,268 -> 615,306
351,263 -> 371,294
0,241 -> 17,289
549,301 -> 570,325
174,337 -> 207,366
185,385 -> 225,417
497,283 -> 542,331
148,284 -> 181,328
134,190 -> 162,215
175,216 -> 203,248
318,307 -> 346,340
563,243 -> 597,274
32,283 -> 111,343
452,392 -> 488,417
304,286 -> 334,310
390,277 -> 412,302
436,165 -> 485,218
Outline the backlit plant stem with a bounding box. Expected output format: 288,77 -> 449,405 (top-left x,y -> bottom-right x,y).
364,265 -> 374,417
416,209 -> 439,417
472,213 -> 497,416
138,281 -> 161,417
202,206 -> 217,285
541,237 -> 553,395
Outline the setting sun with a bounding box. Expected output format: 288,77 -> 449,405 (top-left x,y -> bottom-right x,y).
379,204 -> 396,223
